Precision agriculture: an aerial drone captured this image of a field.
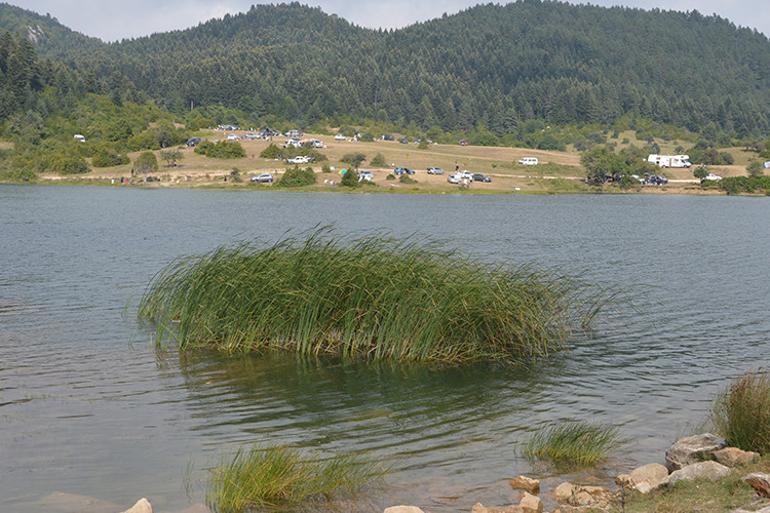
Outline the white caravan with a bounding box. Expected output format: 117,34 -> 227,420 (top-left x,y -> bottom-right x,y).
647,154 -> 692,168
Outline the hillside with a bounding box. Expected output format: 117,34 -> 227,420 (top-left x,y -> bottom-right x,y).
1,1 -> 770,137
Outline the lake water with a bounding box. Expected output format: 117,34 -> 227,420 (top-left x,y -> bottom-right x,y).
1,185 -> 769,513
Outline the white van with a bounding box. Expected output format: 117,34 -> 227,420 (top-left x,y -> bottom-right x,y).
518,157 -> 539,166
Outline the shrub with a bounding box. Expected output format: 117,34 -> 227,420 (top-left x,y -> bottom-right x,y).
53,155 -> 89,175
370,153 -> 386,168
340,169 -> 359,187
322,164 -> 332,173
229,169 -> 242,183
277,167 -> 316,188
712,371 -> 770,453
386,174 -> 396,181
259,143 -> 284,160
196,141 -> 246,159
418,140 -> 429,150
92,150 -> 130,168
720,176 -> 770,195
260,144 -> 327,162
399,175 -> 417,184
341,153 -> 366,170
138,230 -> 599,364
207,446 -> 385,513
133,151 -> 159,174
747,161 -> 765,177
160,150 -> 183,167
693,165 -> 709,180
524,423 -> 621,469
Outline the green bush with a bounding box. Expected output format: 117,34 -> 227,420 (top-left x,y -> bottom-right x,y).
524,422 -> 621,469
386,174 -> 396,181
195,141 -> 246,159
693,165 -> 709,179
277,167 -> 316,188
399,175 -> 417,184
370,153 -> 387,167
712,372 -> 770,453
720,176 -> 770,195
259,143 -> 284,160
259,143 -> 327,162
322,164 -> 332,173
53,155 -> 90,175
340,169 -> 359,187
747,161 -> 765,177
92,150 -> 130,168
133,151 -> 159,174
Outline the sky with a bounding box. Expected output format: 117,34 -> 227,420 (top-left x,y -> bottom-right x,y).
10,0 -> 770,41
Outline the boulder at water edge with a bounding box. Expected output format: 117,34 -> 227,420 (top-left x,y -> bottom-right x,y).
385,507 -> 425,513
665,433 -> 727,471
471,503 -> 522,513
553,483 -> 613,507
615,463 -> 669,493
510,475 -> 541,494
519,492 -> 543,513
120,498 -> 153,513
714,448 -> 760,468
663,461 -> 730,486
744,473 -> 770,498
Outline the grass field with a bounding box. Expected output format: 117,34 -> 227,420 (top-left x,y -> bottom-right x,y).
34,130 -> 752,194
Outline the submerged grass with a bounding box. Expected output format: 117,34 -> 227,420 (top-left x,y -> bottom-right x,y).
207,446 -> 385,513
712,370 -> 770,454
139,229 -> 599,364
524,422 -> 621,468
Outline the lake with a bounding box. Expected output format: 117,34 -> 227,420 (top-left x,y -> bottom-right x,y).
1,185 -> 768,512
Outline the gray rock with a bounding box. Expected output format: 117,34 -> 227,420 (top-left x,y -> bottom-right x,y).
616,463 -> 669,493
745,473 -> 770,498
665,433 -> 727,471
663,461 -> 730,486
472,503 -> 522,513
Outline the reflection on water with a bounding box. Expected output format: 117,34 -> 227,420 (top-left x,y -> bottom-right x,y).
1,186 -> 769,512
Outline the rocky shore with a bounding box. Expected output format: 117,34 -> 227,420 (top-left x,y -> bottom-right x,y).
37,433 -> 770,513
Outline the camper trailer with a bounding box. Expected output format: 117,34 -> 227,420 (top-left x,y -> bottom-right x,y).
647,154 -> 692,168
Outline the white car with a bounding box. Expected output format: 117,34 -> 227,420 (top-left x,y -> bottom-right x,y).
427,167 -> 444,175
287,156 -> 312,165
518,157 -> 539,166
359,171 -> 374,182
251,173 -> 273,183
460,171 -> 474,181
702,173 -> 723,182
226,134 -> 240,141
447,174 -> 461,184
334,134 -> 347,141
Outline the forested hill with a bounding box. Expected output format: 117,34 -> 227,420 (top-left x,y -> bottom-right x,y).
2,1 -> 770,135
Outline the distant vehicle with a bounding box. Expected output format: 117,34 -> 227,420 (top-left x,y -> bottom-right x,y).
459,171 -> 474,181
472,173 -> 492,183
630,174 -> 645,184
285,129 -> 303,139
459,139 -> 470,146
427,167 -> 444,175
244,133 -> 260,140
334,134 -> 347,141
399,137 -> 409,145
287,156 -> 312,165
702,173 -> 723,182
644,174 -> 669,186
447,174 -> 461,184
251,173 -> 274,183
648,154 -> 691,168
518,157 -> 539,166
359,170 -> 374,182
764,161 -> 770,170
144,176 -> 160,183
284,139 -> 302,149
186,137 -> 202,147
226,134 -> 239,141
382,134 -> 395,141
74,134 -> 86,143
394,167 -> 415,176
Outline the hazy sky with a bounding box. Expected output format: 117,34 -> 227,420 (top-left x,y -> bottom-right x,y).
10,0 -> 770,41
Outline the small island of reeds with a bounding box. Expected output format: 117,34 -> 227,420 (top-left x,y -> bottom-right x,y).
139,230 -> 598,364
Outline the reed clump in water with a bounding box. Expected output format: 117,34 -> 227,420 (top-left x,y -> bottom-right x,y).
139,230 -> 598,364
712,371 -> 770,453
524,422 -> 621,468
207,446 -> 384,513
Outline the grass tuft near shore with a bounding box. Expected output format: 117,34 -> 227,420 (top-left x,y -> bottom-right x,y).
524,422 -> 621,468
206,446 -> 385,513
712,370 -> 770,454
139,229 -> 599,364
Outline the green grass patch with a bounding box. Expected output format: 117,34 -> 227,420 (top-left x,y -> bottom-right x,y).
524,422 -> 621,469
139,230 -> 598,364
712,371 -> 770,453
207,446 -> 385,513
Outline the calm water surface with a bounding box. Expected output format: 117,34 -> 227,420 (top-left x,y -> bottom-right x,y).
1,185 -> 769,512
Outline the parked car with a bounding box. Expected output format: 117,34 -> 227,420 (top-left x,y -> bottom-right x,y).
518,157 -> 539,166
382,134 -> 395,141
186,137 -> 202,147
427,167 -> 444,175
472,173 -> 492,183
359,170 -> 374,183
399,137 -> 409,145
644,174 -> 669,186
701,173 -> 723,183
334,134 -> 347,141
226,134 -> 240,141
447,174 -> 461,184
251,173 -> 274,183
287,156 -> 312,165
460,171 -> 474,181
394,167 -> 415,176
